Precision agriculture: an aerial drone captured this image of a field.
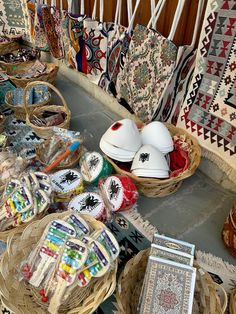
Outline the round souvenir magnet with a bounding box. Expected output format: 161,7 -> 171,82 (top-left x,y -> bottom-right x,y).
68,192 -> 105,220
100,175 -> 138,212
50,169 -> 84,199
81,152 -> 113,186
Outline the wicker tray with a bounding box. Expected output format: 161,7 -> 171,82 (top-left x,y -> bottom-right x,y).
0,211 -> 117,314
5,86 -> 51,121
24,81 -> 71,139
116,249 -> 227,314
106,123 -> 201,197
7,62 -> 59,88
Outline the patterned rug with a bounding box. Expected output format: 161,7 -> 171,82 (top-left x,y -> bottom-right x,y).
0,0 -> 29,40
177,0 -> 236,182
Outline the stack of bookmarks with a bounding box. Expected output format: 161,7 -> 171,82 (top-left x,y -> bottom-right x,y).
138,234 -> 196,314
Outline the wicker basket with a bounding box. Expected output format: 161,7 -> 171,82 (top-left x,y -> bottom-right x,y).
5,86 -> 51,121
0,48 -> 40,72
36,138 -> 83,171
116,249 -> 227,314
6,62 -> 59,88
0,211 -> 117,314
106,123 -> 201,197
230,289 -> 236,314
0,41 -> 20,56
0,114 -> 5,133
222,200 -> 236,258
24,81 -> 71,139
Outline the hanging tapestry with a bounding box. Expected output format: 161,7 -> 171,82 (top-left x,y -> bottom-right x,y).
177,0 -> 236,181
0,0 -> 30,40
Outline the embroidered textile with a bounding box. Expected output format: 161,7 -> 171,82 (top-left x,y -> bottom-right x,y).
177,0 -> 236,179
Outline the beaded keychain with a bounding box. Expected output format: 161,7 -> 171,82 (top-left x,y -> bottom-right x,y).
27,220 -> 75,287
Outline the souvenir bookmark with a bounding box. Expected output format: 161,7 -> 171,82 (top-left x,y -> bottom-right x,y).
29,220 -> 75,287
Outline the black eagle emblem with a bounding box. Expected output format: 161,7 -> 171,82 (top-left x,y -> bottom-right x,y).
109,180 -> 121,200
88,155 -> 99,171
60,171 -> 78,184
80,195 -> 100,212
139,153 -> 150,163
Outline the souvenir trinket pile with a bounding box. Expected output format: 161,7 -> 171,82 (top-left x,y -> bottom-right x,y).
14,60 -> 47,79
0,48 -> 38,63
32,110 -> 67,127
0,150 -> 27,189
0,171 -> 52,231
37,128 -> 83,168
20,213 -> 119,313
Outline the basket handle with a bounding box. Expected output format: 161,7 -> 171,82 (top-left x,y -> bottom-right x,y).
23,80 -> 69,117
213,283 -> 228,313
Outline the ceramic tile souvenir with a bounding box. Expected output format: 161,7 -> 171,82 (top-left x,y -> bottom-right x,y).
139,257 -> 196,314
150,244 -> 194,266
153,234 -> 195,256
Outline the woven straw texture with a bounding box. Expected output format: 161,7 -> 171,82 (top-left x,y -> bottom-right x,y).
222,200 -> 236,258
0,41 -> 20,56
116,249 -> 227,314
0,114 -> 5,133
106,123 -> 201,197
230,289 -> 236,314
24,81 -> 71,139
5,87 -> 50,121
7,63 -> 59,88
0,211 -> 117,314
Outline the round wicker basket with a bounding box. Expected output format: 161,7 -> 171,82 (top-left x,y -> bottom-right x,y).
106,123 -> 201,197
36,139 -> 83,171
116,249 -> 227,314
24,81 -> 71,139
6,62 -> 59,88
0,211 -> 117,314
5,87 -> 51,121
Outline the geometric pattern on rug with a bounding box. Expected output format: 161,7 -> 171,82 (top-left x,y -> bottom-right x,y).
177,0 -> 236,170
0,0 -> 29,40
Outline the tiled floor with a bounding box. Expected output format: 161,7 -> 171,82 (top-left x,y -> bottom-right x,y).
56,75 -> 236,265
